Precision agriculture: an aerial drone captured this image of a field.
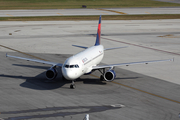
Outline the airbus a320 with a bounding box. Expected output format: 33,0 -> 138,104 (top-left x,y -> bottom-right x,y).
6,16 -> 173,89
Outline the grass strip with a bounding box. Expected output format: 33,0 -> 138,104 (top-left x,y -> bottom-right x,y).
0,0 -> 180,9
1,14 -> 180,21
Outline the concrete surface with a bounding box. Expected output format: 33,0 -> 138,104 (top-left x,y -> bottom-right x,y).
0,19 -> 180,120
1,7 -> 180,17
155,0 -> 180,4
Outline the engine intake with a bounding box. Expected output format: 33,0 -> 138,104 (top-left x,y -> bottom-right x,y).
46,68 -> 57,80
104,70 -> 116,82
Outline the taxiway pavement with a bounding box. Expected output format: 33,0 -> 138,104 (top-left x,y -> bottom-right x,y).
0,19 -> 180,120
1,7 -> 180,17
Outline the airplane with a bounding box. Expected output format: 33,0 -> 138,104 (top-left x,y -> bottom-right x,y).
6,15 -> 173,89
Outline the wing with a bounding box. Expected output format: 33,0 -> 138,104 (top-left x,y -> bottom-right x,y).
6,54 -> 63,67
104,46 -> 128,51
92,59 -> 173,70
72,45 -> 88,49
72,45 -> 127,51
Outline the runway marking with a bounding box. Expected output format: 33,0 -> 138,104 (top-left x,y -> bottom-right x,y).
90,74 -> 180,104
0,44 -> 47,61
96,9 -> 127,15
111,104 -> 125,108
6,14 -> 13,17
101,37 -> 180,56
57,13 -> 63,15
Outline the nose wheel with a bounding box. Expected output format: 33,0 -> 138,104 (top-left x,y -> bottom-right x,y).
70,81 -> 76,89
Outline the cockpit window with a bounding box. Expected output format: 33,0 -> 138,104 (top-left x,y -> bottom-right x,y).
70,65 -> 74,68
65,65 -> 69,68
64,64 -> 79,68
75,64 -> 79,68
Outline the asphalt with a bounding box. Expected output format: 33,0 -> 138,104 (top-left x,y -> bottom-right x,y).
0,19 -> 180,120
0,7 -> 180,17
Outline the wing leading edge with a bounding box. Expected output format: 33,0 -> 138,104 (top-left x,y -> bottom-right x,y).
72,45 -> 88,49
104,46 -> 128,51
6,54 -> 62,67
72,45 -> 128,51
92,58 -> 174,70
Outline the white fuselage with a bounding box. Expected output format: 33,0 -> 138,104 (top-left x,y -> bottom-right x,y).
62,45 -> 104,80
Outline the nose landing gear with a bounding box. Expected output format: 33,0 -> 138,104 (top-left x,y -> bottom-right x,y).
70,81 -> 76,89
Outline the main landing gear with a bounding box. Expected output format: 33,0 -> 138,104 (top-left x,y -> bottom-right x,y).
70,81 -> 76,89
100,75 -> 104,81
98,68 -> 105,81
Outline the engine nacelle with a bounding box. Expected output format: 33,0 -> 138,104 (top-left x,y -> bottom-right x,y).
104,70 -> 116,82
46,68 -> 57,80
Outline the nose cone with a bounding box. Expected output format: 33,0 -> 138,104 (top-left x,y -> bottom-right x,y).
62,68 -> 77,80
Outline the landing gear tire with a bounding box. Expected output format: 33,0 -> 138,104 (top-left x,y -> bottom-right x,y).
100,75 -> 104,81
70,81 -> 76,89
70,84 -> 76,89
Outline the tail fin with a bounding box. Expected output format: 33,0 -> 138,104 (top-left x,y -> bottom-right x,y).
95,15 -> 101,46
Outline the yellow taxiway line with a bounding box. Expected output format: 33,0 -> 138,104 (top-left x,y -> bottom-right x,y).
90,74 -> 180,104
6,14 -> 13,17
101,12 -> 109,15
97,9 -> 127,15
0,44 -> 47,61
145,12 -> 151,14
57,13 -> 63,15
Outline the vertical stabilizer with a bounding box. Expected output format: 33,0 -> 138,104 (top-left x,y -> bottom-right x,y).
95,15 -> 101,46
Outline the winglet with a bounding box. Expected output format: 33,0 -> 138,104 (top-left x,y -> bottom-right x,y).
169,58 -> 174,62
95,15 -> 101,46
6,53 -> 7,57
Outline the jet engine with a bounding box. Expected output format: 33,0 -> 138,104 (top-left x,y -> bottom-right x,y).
46,68 -> 57,80
104,70 -> 116,82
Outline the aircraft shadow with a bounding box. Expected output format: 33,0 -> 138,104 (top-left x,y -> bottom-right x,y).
0,64 -> 139,90
117,77 -> 139,80
0,72 -> 107,90
0,74 -> 139,91
1,105 -> 122,120
0,64 -> 107,90
0,72 -> 139,90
